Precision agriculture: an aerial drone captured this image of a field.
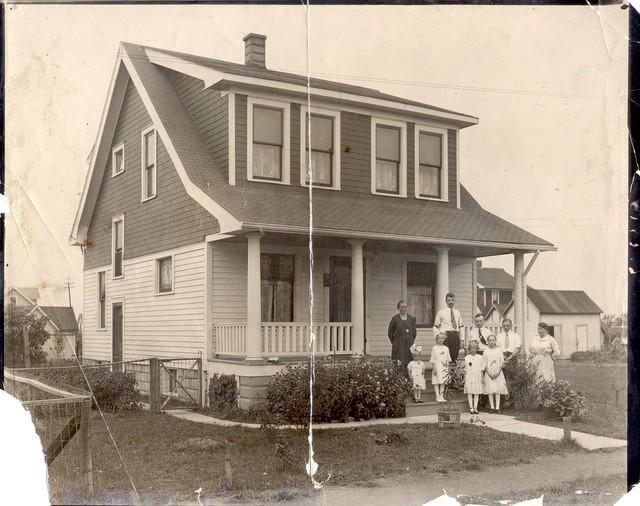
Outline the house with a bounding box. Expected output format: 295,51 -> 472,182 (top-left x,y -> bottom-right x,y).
479,269 -> 603,357
476,264 -> 514,315
69,34 -> 554,407
5,286 -> 80,361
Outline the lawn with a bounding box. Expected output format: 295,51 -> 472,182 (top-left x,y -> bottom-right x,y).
48,410 -> 580,505
510,361 -> 627,440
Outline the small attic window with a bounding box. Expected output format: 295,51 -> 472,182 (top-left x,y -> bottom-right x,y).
112,143 -> 125,177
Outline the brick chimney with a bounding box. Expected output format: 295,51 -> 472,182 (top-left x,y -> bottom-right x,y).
243,33 -> 267,68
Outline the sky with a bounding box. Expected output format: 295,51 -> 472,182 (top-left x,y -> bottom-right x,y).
4,4 -> 629,315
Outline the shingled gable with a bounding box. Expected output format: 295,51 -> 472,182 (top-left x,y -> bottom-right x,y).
71,41 -> 554,252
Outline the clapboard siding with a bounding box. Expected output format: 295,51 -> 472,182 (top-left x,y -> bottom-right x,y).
84,80 -> 219,271
365,253 -> 474,357
290,103 -> 301,187
235,94 -> 248,183
82,244 -> 207,361
165,69 -> 229,180
447,129 -> 457,203
340,111 -> 371,193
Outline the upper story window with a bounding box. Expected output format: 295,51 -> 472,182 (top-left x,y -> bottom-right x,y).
97,271 -> 106,329
112,215 -> 124,279
415,125 -> 448,201
300,107 -> 341,190
371,118 -> 407,197
248,97 -> 290,185
112,143 -> 125,177
155,256 -> 174,295
141,126 -> 157,201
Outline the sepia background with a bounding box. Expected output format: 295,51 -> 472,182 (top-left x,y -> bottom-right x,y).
4,4 -> 628,315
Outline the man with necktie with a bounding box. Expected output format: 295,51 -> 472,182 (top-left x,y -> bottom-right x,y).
496,318 -> 521,361
433,292 -> 463,361
468,313 -> 492,355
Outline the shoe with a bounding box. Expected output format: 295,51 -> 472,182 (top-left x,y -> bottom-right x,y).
496,409 -> 502,415
469,409 -> 474,414
473,409 -> 479,414
489,408 -> 496,414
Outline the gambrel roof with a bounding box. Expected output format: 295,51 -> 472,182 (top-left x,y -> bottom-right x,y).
70,42 -> 554,254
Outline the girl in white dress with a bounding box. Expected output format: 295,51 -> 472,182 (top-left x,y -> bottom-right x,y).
430,333 -> 452,403
407,345 -> 427,403
529,322 -> 561,383
482,335 -> 508,413
464,341 -> 484,414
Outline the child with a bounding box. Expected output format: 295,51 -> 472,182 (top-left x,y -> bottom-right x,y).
407,345 -> 427,403
482,335 -> 508,413
430,332 -> 452,403
464,340 -> 483,414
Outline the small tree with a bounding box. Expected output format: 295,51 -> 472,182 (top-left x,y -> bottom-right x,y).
4,304 -> 50,367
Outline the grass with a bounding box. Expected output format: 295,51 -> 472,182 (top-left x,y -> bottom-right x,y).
510,361 -> 627,439
459,473 -> 627,505
47,410 -> 580,504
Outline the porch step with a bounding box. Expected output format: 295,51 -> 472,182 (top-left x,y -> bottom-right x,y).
405,398 -> 468,417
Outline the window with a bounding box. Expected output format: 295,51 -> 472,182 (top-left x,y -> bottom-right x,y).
112,216 -> 124,278
261,254 -> 294,322
97,271 -> 106,329
371,118 -> 406,196
248,98 -> 290,184
414,125 -> 448,201
156,256 -> 174,294
141,127 -> 157,201
406,262 -> 436,327
300,107 -> 341,189
499,290 -> 512,304
112,143 -> 125,177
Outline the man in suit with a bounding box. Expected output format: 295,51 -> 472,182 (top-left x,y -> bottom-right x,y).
468,313 -> 492,355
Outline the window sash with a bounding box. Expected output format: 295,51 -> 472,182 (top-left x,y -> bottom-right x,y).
375,125 -> 401,193
158,257 -> 172,293
113,220 -> 123,277
305,114 -> 334,186
98,272 -> 106,328
113,148 -> 124,174
376,160 -> 399,193
419,164 -> 441,198
407,262 -> 436,326
261,254 -> 294,322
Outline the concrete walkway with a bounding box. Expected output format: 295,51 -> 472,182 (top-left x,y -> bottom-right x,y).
166,409 -> 626,451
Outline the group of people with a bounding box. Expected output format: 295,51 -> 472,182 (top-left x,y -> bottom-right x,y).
388,293 -> 562,415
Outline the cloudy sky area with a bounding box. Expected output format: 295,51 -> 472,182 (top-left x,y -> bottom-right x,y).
4,5 -> 628,314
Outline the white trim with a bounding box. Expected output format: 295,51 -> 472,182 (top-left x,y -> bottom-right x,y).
110,299 -> 125,363
96,270 -> 107,331
414,124 -> 448,202
204,243 -> 214,364
154,254 -> 175,296
371,117 -> 407,197
144,47 -> 478,127
111,142 -> 125,177
228,92 -> 236,186
205,233 -> 234,243
247,96 -> 291,185
6,287 -> 38,307
456,129 -> 461,209
140,125 -> 158,202
299,105 -> 341,190
112,214 -> 125,280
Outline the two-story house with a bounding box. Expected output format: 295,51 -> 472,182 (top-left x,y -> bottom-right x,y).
70,34 -> 554,407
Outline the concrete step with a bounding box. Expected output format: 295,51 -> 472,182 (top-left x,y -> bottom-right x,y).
405,399 -> 468,417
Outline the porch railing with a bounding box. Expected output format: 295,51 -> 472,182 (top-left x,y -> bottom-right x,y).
212,322 -> 353,358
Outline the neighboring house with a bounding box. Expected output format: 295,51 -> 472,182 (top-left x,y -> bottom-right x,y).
479,269 -> 603,357
476,264 -> 514,316
5,286 -> 79,361
70,34 -> 554,407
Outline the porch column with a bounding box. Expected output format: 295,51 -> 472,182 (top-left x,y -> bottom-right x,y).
435,246 -> 450,311
349,239 -> 365,355
246,232 -> 263,360
513,251 -> 525,342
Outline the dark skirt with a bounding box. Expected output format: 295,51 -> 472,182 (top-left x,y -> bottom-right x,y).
391,335 -> 413,369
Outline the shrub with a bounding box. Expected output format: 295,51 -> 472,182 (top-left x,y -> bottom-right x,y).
570,346 -> 626,363
266,357 -> 409,425
4,305 -> 50,367
538,379 -> 586,419
208,374 -> 238,412
503,355 -> 540,410
28,367 -> 140,412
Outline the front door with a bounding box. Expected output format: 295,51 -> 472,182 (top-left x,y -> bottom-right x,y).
112,303 -> 123,368
576,325 -> 588,352
329,256 -> 351,322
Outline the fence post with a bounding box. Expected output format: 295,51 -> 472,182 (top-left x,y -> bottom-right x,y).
198,356 -> 205,408
79,400 -> 94,497
23,325 -> 31,367
150,358 -> 161,414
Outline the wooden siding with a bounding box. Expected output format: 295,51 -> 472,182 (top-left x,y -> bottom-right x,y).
290,103 -> 301,187
84,80 -> 219,271
164,69 -> 229,180
82,244 -> 207,361
447,129 -> 457,203
235,94 -> 248,183
365,253 -> 473,357
340,111 -> 371,193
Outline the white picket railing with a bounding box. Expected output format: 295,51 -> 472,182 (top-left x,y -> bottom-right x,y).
213,322 -> 353,358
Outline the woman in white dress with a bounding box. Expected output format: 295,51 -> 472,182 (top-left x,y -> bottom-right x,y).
529,322 -> 561,383
482,335 -> 508,413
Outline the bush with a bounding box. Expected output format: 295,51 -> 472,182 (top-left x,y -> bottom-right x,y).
28,367 -> 140,412
503,355 -> 541,410
538,379 -> 586,419
208,373 -> 238,412
266,357 -> 409,425
570,351 -> 598,362
570,345 -> 627,363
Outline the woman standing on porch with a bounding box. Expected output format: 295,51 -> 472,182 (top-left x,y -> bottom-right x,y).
388,300 -> 417,371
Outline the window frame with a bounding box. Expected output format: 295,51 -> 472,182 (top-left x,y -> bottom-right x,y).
300,106 -> 341,190
111,142 -> 125,177
260,253 -> 295,322
155,255 -> 175,296
97,271 -> 107,330
247,97 -> 291,185
414,124 -> 448,202
112,215 -> 125,280
140,126 -> 157,202
371,117 -> 407,197
405,261 -> 437,328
